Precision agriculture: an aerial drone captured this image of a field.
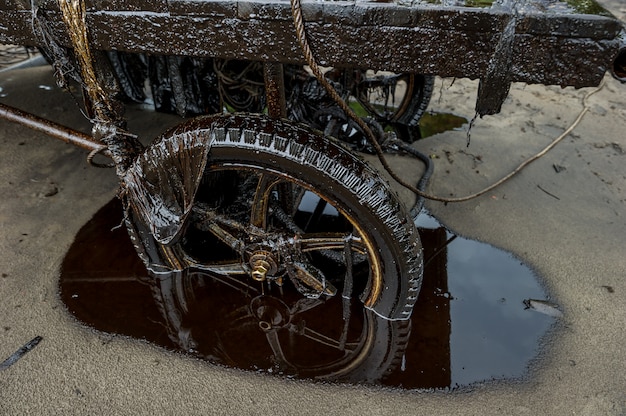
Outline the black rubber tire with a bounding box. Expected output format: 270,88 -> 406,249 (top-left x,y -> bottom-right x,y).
392,73 -> 435,128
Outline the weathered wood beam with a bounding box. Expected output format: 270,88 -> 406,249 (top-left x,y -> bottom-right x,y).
0,1 -> 622,87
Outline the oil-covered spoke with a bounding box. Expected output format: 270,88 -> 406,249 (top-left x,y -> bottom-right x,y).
304,198 -> 328,231
276,182 -> 300,218
298,233 -> 365,254
288,295 -> 354,352
191,204 -> 247,251
250,173 -> 282,230
290,297 -> 326,315
182,258 -> 248,276
341,239 -> 354,300
169,256 -> 256,294
206,222 -> 244,252
287,262 -> 337,297
198,267 -> 260,295
339,239 -> 354,349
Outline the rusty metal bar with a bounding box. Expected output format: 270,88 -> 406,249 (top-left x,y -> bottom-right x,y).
0,101 -> 109,154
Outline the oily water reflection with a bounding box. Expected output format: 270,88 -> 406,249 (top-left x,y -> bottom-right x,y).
60,198 -> 556,390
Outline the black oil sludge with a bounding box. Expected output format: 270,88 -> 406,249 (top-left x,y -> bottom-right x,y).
60,199 -> 555,389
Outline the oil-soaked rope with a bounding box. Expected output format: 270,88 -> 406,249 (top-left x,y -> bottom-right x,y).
57,0 -> 115,121
87,146 -> 116,168
54,0 -> 143,175
289,0 -> 604,204
31,4 -> 116,169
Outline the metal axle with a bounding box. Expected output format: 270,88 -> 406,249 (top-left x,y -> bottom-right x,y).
0,101 -> 108,156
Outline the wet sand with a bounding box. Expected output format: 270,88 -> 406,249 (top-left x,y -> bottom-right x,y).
1,2 -> 625,414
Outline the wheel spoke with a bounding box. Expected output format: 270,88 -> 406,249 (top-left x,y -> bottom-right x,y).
290,262 -> 337,297
207,222 -> 244,252
304,198 -> 328,231
341,239 -> 354,300
299,233 -> 365,254
250,173 -> 282,230
185,260 -> 247,276
192,204 -> 246,251
290,297 -> 326,315
339,239 -> 354,350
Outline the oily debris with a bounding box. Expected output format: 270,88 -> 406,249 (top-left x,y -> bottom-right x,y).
523,298 -> 563,318
0,336 -> 43,371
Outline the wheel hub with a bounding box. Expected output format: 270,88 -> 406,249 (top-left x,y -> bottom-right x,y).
246,248 -> 280,282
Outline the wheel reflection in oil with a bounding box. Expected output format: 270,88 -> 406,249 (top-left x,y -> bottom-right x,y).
60,199 -> 554,390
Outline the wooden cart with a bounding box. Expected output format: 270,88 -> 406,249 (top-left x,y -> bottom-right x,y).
0,0 -> 623,323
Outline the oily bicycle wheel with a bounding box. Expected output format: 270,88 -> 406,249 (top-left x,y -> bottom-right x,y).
125,114 -> 423,320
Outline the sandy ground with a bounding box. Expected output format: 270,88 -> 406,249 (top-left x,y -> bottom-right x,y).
1,2 -> 625,414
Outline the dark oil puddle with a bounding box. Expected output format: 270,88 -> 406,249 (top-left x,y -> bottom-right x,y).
60,199 -> 555,390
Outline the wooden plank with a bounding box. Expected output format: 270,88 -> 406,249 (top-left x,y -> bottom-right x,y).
0,0 -> 29,11
84,0 -> 168,12
0,1 -> 622,88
